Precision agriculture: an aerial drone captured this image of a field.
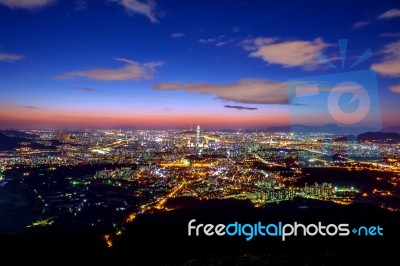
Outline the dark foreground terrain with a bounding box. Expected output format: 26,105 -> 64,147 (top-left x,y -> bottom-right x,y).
0,198 -> 399,265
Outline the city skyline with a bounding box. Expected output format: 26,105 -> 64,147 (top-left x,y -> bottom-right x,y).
1,0 -> 400,129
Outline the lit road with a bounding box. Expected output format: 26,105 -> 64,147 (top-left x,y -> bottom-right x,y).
252,151 -> 283,167
124,182 -> 186,223
203,134 -> 233,144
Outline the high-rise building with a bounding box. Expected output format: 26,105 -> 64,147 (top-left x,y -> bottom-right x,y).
196,125 -> 201,147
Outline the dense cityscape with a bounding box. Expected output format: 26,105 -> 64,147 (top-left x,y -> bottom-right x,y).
1,127 -> 399,246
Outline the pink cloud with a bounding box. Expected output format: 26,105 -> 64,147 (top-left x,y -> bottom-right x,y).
371,40 -> 400,77
55,58 -> 164,81
154,78 -> 288,105
249,38 -> 331,69
389,85 -> 400,93
0,0 -> 55,9
0,50 -> 24,62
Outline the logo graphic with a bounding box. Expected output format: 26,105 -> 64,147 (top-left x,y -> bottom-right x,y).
188,219 -> 384,241
327,81 -> 370,125
286,39 -> 382,167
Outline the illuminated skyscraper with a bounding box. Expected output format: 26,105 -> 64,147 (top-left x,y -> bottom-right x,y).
196,125 -> 201,147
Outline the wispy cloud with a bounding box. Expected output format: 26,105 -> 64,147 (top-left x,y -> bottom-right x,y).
352,21 -> 370,29
72,86 -> 97,92
198,38 -> 218,44
199,35 -> 236,47
380,32 -> 400,38
171,32 -> 185,38
249,37 -> 331,69
389,85 -> 400,93
242,37 -> 277,51
112,0 -> 159,23
143,60 -> 164,68
378,8 -> 400,19
74,0 -> 86,11
253,37 -> 276,46
0,50 -> 24,62
351,9 -> 400,29
0,104 -> 40,111
0,0 -> 55,9
371,40 -> 400,77
56,58 -> 164,81
224,105 -> 258,110
232,27 -> 241,33
216,39 -> 235,47
154,78 -> 289,105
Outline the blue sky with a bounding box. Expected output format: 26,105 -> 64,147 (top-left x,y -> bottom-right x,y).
0,0 -> 399,129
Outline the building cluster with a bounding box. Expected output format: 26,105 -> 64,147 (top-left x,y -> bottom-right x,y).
0,127 -> 399,229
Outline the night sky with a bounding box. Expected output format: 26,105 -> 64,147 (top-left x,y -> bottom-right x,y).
0,0 -> 399,129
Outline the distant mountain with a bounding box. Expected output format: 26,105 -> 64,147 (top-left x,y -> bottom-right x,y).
267,124 -> 377,134
357,132 -> 400,143
0,133 -> 60,151
333,134 -> 358,142
382,126 -> 400,134
333,132 -> 400,143
0,130 -> 37,139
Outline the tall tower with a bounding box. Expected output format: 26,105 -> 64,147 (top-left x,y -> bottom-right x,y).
196,125 -> 201,148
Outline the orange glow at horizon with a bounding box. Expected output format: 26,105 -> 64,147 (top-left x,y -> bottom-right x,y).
0,106 -> 291,128
1,105 -> 396,129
